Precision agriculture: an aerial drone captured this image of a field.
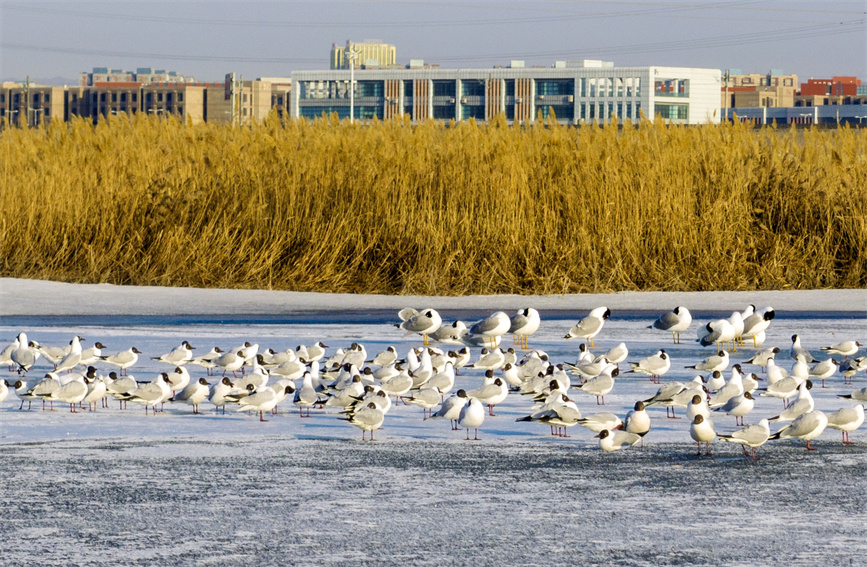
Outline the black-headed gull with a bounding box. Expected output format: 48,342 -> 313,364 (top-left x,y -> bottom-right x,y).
741,307 -> 775,348
768,381 -> 813,423
458,397 -> 485,440
170,377 -> 211,414
713,391 -> 755,426
430,320 -> 468,344
770,410 -> 828,451
564,307 -> 610,347
699,319 -> 736,351
101,347 -> 142,376
467,311 -> 511,350
152,341 -> 195,366
368,346 -> 400,368
54,336 -> 83,373
236,385 -> 292,422
624,401 -> 651,446
576,412 -> 622,433
789,334 -> 817,363
808,358 -> 838,388
10,332 -> 37,373
742,347 -> 780,370
397,308 -> 443,346
821,340 -> 862,358
79,341 -> 107,366
718,418 -> 770,460
649,306 -> 692,344
208,377 -> 235,414
41,375 -> 88,413
686,350 -> 729,373
826,404 -> 864,445
838,386 -> 867,403
690,415 -> 716,456
508,308 -> 541,350
431,389 -> 469,430
123,373 -> 172,415
574,368 -> 616,405
596,429 -> 641,452
404,387 -> 441,419
627,350 -> 670,384
643,381 -> 687,419
467,377 -> 508,416
340,401 -> 385,441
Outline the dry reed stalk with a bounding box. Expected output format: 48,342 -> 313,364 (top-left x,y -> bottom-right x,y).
1,113 -> 864,294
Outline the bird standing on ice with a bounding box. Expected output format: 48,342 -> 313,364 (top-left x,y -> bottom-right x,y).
649,306 -> 692,344
564,307 -> 611,347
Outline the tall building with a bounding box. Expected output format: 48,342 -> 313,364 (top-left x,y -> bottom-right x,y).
330,40 -> 397,70
292,60 -> 721,125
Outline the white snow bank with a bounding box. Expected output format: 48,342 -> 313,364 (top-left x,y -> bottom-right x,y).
2,278 -> 865,316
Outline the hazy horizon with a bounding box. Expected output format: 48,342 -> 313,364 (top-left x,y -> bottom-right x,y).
2,1 -> 865,86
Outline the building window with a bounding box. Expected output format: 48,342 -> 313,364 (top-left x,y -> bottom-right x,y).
461,80 -> 485,98
536,79 -> 574,97
654,79 -> 689,97
655,103 -> 688,120
178,93 -> 183,102
404,80 -> 414,97
538,104 -> 573,121
177,105 -> 183,114
158,93 -> 163,102
432,81 -> 456,97
433,105 -> 455,119
121,93 -> 127,102
357,81 -> 383,98
111,93 -> 117,102
132,94 -> 137,102
461,105 -> 485,120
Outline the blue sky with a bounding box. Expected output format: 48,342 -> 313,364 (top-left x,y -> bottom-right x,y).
2,1 -> 864,84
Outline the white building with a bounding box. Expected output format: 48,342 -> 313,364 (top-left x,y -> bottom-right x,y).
290,61 -> 721,125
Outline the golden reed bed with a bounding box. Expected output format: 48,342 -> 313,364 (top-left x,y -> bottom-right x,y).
2,113 -> 865,294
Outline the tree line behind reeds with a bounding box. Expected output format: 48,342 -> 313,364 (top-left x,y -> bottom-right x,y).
1,113 -> 865,294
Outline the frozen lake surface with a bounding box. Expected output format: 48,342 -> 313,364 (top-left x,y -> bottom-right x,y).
1,280 -> 865,565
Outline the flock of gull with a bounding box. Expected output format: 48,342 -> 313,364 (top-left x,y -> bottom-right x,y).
2,304 -> 866,458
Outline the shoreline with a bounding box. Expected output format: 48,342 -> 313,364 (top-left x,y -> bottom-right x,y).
2,277 -> 865,316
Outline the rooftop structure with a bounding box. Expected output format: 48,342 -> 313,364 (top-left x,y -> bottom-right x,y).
330,40 -> 397,70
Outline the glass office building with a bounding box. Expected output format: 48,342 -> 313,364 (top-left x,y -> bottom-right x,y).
291,61 -> 721,125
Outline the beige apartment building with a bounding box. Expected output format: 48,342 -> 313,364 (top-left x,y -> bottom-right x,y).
1,78 -> 290,126
721,71 -> 798,109
0,82 -> 66,126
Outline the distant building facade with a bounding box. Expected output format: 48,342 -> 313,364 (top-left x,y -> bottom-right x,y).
79,67 -> 195,87
0,82 -> 65,126
721,70 -> 798,110
292,60 -> 722,125
0,78 -> 291,125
